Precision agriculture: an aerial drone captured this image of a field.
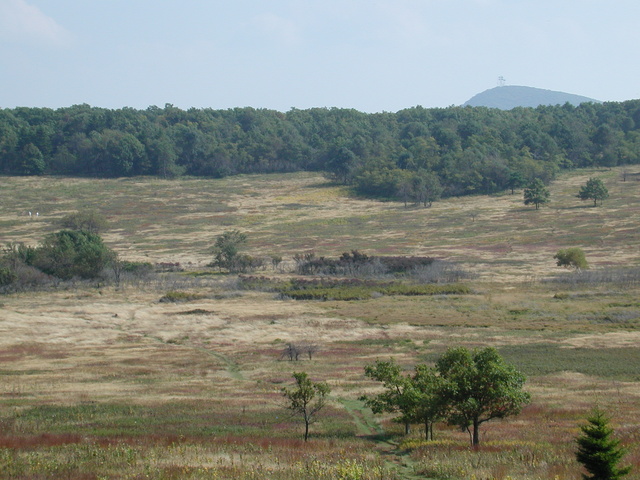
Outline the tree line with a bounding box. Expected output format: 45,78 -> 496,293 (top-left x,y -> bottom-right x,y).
1,100 -> 640,201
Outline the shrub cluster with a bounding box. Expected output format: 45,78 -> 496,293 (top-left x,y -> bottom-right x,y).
293,250 -> 435,276
0,231 -> 115,292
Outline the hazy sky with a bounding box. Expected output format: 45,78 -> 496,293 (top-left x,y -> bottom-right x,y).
1,0 -> 639,112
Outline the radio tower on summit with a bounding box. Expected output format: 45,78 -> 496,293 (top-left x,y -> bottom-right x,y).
497,76 -> 506,87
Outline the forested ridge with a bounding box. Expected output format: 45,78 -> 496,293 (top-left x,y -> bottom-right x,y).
1,100 -> 640,200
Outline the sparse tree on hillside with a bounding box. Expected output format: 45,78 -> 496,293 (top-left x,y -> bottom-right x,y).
576,408 -> 631,480
524,179 -> 550,210
282,372 -> 330,441
578,177 -> 609,207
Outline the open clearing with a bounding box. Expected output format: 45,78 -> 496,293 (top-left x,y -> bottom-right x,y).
1,167 -> 640,479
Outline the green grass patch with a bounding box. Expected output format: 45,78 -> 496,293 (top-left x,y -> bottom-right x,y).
279,283 -> 470,301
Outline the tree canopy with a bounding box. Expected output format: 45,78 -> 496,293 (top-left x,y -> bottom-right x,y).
363,347 -> 530,446
435,346 -> 531,446
578,177 -> 609,207
524,178 -> 551,209
2,100 -> 640,203
282,372 -> 331,441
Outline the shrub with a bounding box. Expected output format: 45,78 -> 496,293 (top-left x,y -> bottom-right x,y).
554,247 -> 588,270
0,267 -> 17,287
31,230 -> 115,280
58,210 -> 108,234
159,291 -> 205,303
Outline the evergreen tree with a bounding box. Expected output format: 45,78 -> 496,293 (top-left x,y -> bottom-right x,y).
523,178 -> 550,210
576,408 -> 631,480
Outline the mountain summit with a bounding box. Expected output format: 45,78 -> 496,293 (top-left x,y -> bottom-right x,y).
463,85 -> 600,110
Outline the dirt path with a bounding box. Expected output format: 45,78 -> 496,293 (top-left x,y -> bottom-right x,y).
337,397 -> 424,480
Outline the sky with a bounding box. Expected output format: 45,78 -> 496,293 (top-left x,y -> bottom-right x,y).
1,0 -> 639,113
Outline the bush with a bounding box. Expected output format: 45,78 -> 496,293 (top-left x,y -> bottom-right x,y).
293,250 -> 436,277
58,210 -> 108,234
554,247 -> 588,270
31,230 -> 114,280
0,267 -> 17,287
159,291 -> 206,303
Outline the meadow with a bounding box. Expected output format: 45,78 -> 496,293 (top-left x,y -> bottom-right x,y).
1,167 -> 640,479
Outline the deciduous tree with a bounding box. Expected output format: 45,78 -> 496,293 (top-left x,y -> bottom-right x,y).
523,178 -> 550,209
360,359 -> 415,435
211,230 -> 248,272
32,230 -> 114,280
282,372 -> 330,441
435,346 -> 530,446
578,177 -> 609,207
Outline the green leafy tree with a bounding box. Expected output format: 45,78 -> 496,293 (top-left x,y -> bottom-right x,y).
554,247 -> 588,270
576,408 -> 631,480
282,372 -> 330,441
20,143 -> 46,175
436,346 -> 530,446
578,177 -> 609,207
410,364 -> 446,440
507,171 -> 527,194
360,359 -> 416,435
211,230 -> 248,272
412,170 -> 443,207
361,360 -> 445,439
524,178 -> 550,209
32,230 -> 114,280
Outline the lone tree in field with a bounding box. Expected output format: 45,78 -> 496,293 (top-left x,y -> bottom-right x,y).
211,230 -> 247,272
576,408 -> 631,480
578,177 -> 609,207
282,372 -> 330,441
523,178 -> 550,210
554,247 -> 588,270
436,346 -> 530,446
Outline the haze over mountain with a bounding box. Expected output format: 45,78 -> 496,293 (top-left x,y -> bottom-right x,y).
463,85 -> 601,110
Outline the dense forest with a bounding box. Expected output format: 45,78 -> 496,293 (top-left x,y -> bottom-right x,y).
1,100 -> 640,200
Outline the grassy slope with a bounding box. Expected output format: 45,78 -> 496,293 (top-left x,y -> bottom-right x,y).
1,167 -> 640,479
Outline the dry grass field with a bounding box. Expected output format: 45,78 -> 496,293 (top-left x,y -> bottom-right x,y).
1,167 -> 640,479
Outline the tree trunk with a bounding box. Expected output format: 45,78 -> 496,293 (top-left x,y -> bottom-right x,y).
404,422 -> 411,435
304,419 -> 309,442
472,419 -> 480,446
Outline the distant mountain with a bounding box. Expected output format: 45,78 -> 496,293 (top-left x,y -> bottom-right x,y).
463,85 -> 600,110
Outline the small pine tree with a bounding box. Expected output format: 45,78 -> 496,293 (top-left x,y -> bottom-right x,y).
576,408 -> 631,480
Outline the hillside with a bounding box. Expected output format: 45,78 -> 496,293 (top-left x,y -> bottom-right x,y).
2,168 -> 640,478
463,85 -> 600,109
0,167 -> 638,281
